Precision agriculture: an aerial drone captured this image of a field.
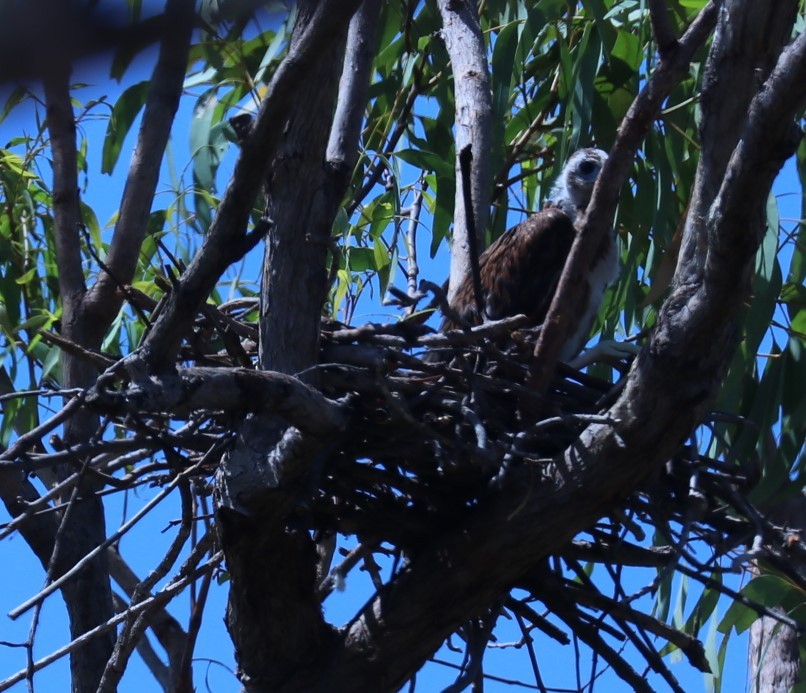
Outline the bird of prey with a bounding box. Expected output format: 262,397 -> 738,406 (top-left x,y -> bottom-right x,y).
441,147 -> 617,362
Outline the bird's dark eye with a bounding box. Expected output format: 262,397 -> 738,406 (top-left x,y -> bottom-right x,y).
577,160 -> 597,175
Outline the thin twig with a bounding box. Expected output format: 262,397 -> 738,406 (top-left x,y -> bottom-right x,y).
9,460 -> 203,620
0,394 -> 86,462
99,476 -> 194,691
0,552 -> 222,693
404,180 -> 427,313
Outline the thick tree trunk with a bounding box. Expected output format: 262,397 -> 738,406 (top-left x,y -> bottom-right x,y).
43,63 -> 116,693
214,1 -> 367,690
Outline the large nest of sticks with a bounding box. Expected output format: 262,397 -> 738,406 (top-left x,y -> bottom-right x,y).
39,289 -> 761,557
71,291 -> 759,556
23,289 -> 806,688
314,314 -> 627,551
37,287 -> 781,568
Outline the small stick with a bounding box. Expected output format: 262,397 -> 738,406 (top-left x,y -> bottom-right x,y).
459,145 -> 484,321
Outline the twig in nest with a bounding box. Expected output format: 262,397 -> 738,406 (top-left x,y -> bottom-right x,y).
419,279 -> 470,330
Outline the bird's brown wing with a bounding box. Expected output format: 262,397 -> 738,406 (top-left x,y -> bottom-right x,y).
443,207 -> 576,330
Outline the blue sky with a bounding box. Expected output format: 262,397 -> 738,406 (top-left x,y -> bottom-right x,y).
1,11 -> 804,692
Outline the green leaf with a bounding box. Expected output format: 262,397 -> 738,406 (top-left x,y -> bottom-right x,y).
0,86 -> 27,125
102,81 -> 149,174
611,29 -> 642,71
41,343 -> 61,382
190,91 -> 221,193
346,247 -> 376,272
430,173 -> 454,258
255,26 -> 288,83
395,148 -> 454,178
373,238 -> 391,271
369,199 -> 394,240
719,575 -> 801,635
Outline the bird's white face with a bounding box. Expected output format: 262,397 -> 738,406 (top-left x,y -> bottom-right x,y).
563,148 -> 608,209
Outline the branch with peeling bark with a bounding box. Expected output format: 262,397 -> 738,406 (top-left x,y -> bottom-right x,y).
437,0 -> 493,302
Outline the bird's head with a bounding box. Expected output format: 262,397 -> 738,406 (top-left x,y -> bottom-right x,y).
548,147 -> 608,219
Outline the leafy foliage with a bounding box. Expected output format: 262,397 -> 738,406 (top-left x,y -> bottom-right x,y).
0,1 -> 805,692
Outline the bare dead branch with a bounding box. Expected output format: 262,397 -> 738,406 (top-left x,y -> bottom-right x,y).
38,329 -> 116,369
548,573 -> 710,673
111,591 -> 171,691
177,548 -> 214,691
9,460 -> 202,621
0,551 -> 222,693
99,478 -> 193,691
326,0 -> 381,176
549,595 -> 653,693
404,181 -> 427,309
0,393 -> 86,463
437,0 -> 493,302
88,366 -> 348,436
106,547 -> 189,673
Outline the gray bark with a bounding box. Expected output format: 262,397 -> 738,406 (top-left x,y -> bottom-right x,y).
137,0 -> 364,372
260,3 -> 806,689
437,0 -> 493,302
2,1 -> 196,689
43,55 -> 116,693
212,2 -> 368,690
749,495 -> 806,692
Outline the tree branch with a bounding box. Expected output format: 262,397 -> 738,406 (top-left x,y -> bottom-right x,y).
99,478 -> 193,692
88,366 -> 348,436
529,0 -> 719,394
87,0 -> 195,322
326,0 -> 381,179
38,11 -> 117,686
110,591 -> 172,692
677,0 -> 800,286
214,2 -> 367,689
136,0 -> 363,372
0,550 -> 221,693
647,0 -> 678,56
106,547 -> 189,679
43,66 -> 85,304
437,0 -> 493,302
